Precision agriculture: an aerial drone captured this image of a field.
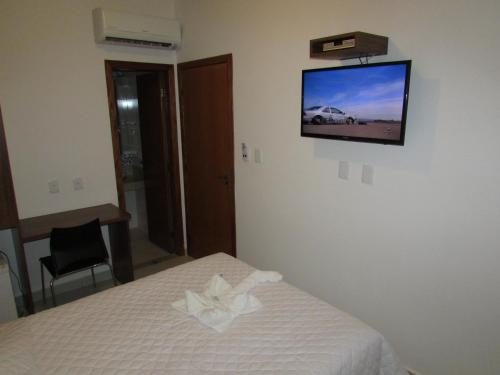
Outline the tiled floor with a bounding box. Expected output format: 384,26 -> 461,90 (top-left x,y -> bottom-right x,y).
130,228 -> 193,278
33,230 -> 193,313
134,255 -> 193,278
130,228 -> 173,268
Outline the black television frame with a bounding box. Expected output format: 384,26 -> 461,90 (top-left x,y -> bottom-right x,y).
301,60 -> 411,146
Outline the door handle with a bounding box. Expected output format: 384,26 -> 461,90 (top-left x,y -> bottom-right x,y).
217,175 -> 230,185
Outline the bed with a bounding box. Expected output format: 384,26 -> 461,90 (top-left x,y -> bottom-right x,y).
0,253 -> 406,375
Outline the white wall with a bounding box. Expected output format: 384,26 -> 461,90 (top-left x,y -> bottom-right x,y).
0,0 -> 177,294
174,1 -> 500,374
0,0 -> 176,218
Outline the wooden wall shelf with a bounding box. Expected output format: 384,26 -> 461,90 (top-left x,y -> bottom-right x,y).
310,31 -> 388,60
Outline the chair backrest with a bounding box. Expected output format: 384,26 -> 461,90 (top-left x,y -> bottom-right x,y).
49,218 -> 109,275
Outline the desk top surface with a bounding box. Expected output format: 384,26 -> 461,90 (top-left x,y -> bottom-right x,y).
19,203 -> 130,242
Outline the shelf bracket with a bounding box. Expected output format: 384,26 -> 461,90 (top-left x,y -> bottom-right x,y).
358,56 -> 371,65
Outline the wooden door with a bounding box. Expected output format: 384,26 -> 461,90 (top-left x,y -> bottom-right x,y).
137,72 -> 175,251
178,54 -> 236,259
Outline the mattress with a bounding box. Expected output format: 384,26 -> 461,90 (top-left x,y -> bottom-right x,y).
0,253 -> 406,375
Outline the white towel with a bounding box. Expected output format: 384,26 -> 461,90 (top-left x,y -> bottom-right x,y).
172,270 -> 282,332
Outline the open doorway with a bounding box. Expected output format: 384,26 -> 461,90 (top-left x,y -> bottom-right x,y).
104,61 -> 184,276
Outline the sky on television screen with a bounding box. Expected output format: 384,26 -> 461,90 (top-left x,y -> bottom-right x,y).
303,64 -> 407,121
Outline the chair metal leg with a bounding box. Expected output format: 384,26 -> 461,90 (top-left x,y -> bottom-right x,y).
40,261 -> 46,304
49,278 -> 56,306
91,267 -> 96,288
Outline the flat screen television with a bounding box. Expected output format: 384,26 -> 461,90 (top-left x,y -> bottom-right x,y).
301,60 -> 411,145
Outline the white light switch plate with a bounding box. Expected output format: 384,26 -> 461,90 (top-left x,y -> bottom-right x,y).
48,180 -> 59,194
362,164 -> 374,185
254,148 -> 263,163
338,161 -> 349,180
73,177 -> 84,191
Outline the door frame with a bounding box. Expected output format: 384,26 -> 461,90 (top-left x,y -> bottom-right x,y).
177,54 -> 236,258
104,60 -> 184,256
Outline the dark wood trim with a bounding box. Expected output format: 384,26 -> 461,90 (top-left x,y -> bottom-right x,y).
104,60 -> 184,256
11,228 -> 33,313
0,105 -> 20,230
177,54 -> 236,258
105,61 -> 174,72
104,62 -> 125,209
108,218 -> 134,283
0,106 -> 31,312
165,67 -> 184,255
225,55 -> 236,258
177,54 -> 233,71
18,203 -> 130,242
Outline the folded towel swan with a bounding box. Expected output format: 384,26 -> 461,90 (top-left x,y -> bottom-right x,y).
172,270 -> 283,332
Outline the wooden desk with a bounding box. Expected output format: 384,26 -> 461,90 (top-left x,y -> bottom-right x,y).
16,204 -> 134,314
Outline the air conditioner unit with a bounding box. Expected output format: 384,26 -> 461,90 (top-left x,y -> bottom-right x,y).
92,8 -> 181,49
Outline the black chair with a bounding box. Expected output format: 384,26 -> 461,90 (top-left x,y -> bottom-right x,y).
39,218 -> 117,306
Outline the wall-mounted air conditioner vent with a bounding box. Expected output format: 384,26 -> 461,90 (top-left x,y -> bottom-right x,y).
92,8 -> 181,49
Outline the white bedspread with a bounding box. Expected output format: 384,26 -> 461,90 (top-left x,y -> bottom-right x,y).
0,253 -> 406,375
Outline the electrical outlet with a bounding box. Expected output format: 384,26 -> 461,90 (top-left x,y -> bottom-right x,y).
73,177 -> 84,191
338,161 -> 349,180
48,180 -> 59,194
361,164 -> 374,185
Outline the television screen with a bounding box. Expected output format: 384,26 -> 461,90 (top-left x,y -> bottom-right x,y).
301,60 -> 411,145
